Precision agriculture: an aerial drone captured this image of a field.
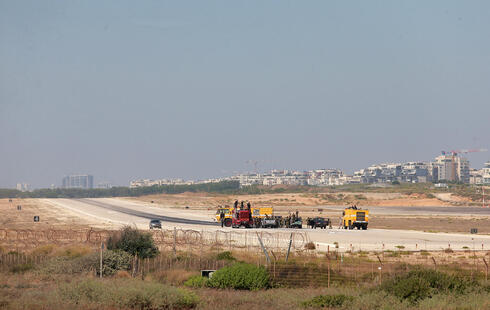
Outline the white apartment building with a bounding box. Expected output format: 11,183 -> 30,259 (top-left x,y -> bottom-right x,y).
432,155 -> 470,183
483,161 -> 490,184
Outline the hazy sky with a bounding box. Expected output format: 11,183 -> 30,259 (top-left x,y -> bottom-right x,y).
1,1 -> 489,188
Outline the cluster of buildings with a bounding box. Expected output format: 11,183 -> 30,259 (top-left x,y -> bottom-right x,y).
60,174 -> 112,189
351,154 -> 471,184
129,177 -> 225,188
130,154 -> 490,188
470,161 -> 490,185
227,169 -> 345,187
16,183 -> 31,192
62,174 -> 94,189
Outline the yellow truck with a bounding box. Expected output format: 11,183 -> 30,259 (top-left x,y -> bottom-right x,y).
215,206 -> 273,227
342,207 -> 369,230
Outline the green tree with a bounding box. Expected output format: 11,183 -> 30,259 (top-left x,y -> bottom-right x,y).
107,226 -> 159,258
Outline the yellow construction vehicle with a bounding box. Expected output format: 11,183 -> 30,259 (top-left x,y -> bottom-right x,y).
215,205 -> 273,227
342,207 -> 369,230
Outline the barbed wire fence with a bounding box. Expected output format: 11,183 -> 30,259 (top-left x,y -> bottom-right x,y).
0,228 -> 310,253
1,228 -> 489,285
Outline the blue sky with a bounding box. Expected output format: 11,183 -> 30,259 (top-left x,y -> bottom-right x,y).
1,1 -> 489,188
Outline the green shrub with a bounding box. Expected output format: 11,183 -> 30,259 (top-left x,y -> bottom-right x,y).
184,275 -> 209,288
97,250 -> 132,276
216,251 -> 236,261
302,294 -> 354,308
10,263 -> 33,273
107,226 -> 159,258
38,250 -> 131,276
58,279 -> 198,309
38,255 -> 96,275
381,268 -> 476,304
208,263 -> 270,290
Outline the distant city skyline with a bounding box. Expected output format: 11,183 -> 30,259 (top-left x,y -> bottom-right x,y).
1,1 -> 489,189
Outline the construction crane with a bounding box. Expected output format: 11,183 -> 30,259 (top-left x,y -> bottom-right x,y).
245,160 -> 261,174
441,148 -> 488,156
440,149 -> 487,181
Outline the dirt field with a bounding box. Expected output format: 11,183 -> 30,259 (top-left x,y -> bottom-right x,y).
129,191 -> 460,209
0,198 -> 96,230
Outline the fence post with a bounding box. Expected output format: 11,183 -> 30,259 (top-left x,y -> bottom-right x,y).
431,257 -> 437,270
173,227 -> 177,258
99,242 -> 103,278
285,233 -> 293,263
483,258 -> 488,282
327,255 -> 331,289
256,232 -> 270,265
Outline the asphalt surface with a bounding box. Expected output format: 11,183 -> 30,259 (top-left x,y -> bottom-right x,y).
313,205 -> 490,216
74,198 -> 219,226
42,198 -> 490,252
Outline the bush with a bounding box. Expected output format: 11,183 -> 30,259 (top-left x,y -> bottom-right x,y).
305,242 -> 316,250
38,250 -> 131,276
208,263 -> 270,290
381,268 -> 476,304
54,245 -> 92,258
10,263 -> 34,273
184,275 -> 209,288
58,278 -> 198,309
302,294 -> 354,308
216,251 -> 236,261
98,250 -> 132,276
107,226 -> 159,258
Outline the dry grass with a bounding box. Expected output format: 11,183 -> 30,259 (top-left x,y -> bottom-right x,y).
153,268 -> 200,285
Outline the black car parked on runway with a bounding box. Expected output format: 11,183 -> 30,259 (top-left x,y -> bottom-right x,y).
149,219 -> 162,229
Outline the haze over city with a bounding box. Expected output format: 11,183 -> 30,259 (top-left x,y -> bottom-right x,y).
1,1 -> 489,189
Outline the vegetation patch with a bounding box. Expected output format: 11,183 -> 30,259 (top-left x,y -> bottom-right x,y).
216,251 -> 236,261
208,263 -> 270,290
9,263 -> 34,274
380,268 -> 477,304
302,294 -> 354,308
107,226 -> 159,258
184,275 -> 209,288
58,278 -> 198,309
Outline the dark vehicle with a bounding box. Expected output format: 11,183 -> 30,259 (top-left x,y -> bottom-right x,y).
149,219 -> 162,229
261,218 -> 277,228
309,217 -> 330,229
290,217 -> 303,229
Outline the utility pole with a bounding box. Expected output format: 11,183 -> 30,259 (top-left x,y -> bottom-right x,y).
100,242 -> 104,278
483,186 -> 486,208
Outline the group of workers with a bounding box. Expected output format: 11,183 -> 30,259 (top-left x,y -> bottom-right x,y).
282,210 -> 300,228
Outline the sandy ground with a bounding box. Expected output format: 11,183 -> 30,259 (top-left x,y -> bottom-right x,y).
32,198 -> 490,253
0,198 -> 96,230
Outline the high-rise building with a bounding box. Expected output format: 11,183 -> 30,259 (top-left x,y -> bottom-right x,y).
16,183 -> 30,192
432,155 -> 470,183
62,174 -> 94,189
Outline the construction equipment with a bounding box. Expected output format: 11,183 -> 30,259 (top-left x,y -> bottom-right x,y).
215,205 -> 273,227
342,207 -> 369,230
232,208 -> 254,228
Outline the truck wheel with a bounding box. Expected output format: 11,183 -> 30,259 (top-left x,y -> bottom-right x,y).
224,218 -> 232,227
362,224 -> 368,230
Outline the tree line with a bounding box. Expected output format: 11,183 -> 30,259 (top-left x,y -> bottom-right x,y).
0,180 -> 240,199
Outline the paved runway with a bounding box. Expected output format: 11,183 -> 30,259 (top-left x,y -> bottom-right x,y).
42,198 -> 490,252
